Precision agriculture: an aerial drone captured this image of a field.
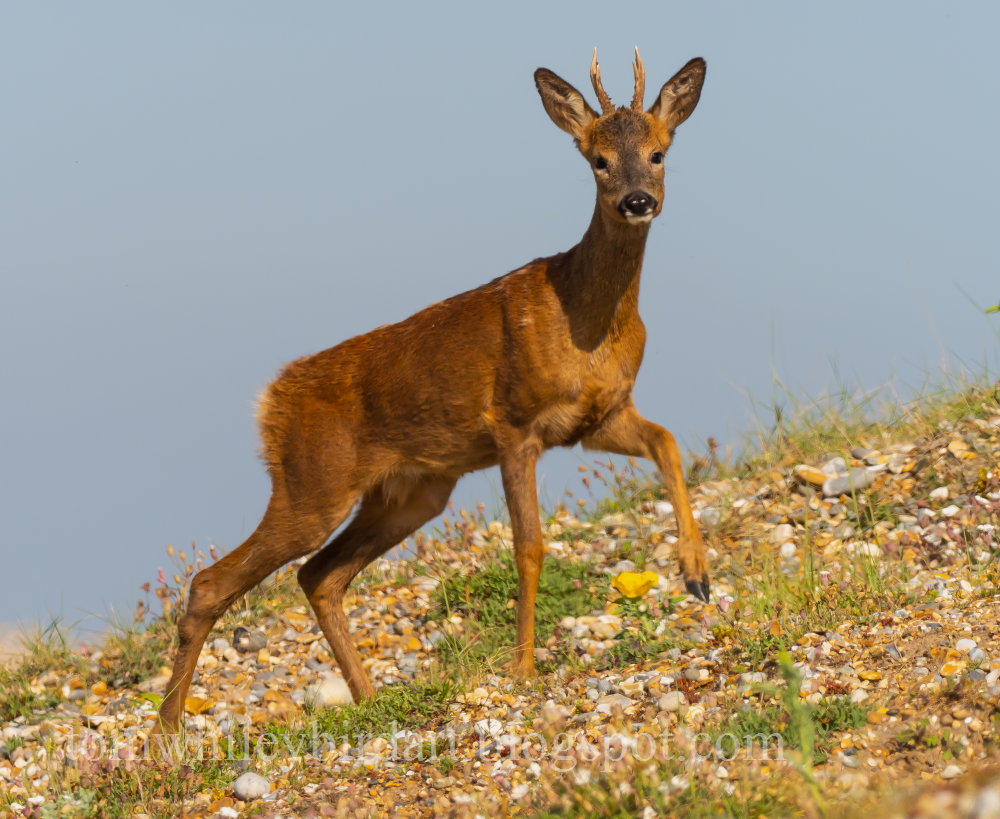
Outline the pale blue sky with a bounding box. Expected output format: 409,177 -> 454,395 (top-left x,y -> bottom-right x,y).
2,2 -> 998,627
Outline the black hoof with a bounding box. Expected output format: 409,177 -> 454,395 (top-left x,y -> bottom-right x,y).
685,575 -> 710,603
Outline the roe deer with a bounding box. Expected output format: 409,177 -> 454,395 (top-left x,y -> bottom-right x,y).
157,49 -> 708,731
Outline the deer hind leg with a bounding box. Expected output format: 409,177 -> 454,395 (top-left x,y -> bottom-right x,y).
157,490 -> 358,733
583,403 -> 710,601
297,474 -> 456,703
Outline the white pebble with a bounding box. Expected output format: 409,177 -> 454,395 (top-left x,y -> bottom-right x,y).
698,507 -> 720,526
304,674 -> 353,709
941,764 -> 963,780
850,689 -> 869,704
232,772 -> 270,801
474,718 -> 504,738
856,542 -> 881,558
770,524 -> 795,545
510,783 -> 530,800
956,638 -> 977,653
654,501 -> 674,519
941,504 -> 960,518
658,691 -> 687,711
779,542 -> 797,559
929,486 -> 949,501
821,457 -> 848,476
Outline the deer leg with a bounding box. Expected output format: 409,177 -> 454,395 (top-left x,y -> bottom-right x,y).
583,403 -> 709,601
499,441 -> 543,678
156,493 -> 356,732
298,475 -> 456,703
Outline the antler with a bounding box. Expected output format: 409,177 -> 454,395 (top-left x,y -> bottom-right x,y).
590,48 -> 615,115
631,47 -> 645,111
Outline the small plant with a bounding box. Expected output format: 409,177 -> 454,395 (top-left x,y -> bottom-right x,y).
598,596 -> 687,670
95,617 -> 173,688
300,679 -> 459,742
430,549 -> 601,675
0,619 -> 86,722
846,488 -> 898,533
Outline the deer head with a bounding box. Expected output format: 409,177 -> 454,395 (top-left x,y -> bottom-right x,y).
534,49 -> 706,225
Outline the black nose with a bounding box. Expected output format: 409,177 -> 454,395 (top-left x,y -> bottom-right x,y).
620,191 -> 657,216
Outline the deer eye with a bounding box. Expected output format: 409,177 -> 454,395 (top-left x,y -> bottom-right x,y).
650,151 -> 664,165
593,156 -> 608,171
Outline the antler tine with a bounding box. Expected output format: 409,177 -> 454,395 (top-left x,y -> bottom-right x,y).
590,48 -> 615,115
630,46 -> 646,111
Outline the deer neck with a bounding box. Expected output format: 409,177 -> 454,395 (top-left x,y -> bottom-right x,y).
552,204 -> 650,352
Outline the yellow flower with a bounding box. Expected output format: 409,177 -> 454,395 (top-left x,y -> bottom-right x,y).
611,570 -> 660,598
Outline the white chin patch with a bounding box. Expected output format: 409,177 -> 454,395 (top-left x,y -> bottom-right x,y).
624,213 -> 653,224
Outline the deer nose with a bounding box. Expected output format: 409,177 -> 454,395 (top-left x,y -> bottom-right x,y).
620,191 -> 657,217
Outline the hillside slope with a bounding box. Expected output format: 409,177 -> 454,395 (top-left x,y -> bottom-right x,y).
3,382 -> 1000,817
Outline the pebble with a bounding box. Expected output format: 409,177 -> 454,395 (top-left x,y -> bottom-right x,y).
699,507 -> 721,526
232,627 -> 268,653
821,457 -> 848,476
619,677 -> 645,697
232,772 -> 270,801
595,694 -> 635,714
941,765 -> 963,780
474,718 -> 503,738
779,542 -> 797,559
653,501 -> 674,519
303,675 -> 353,709
855,542 -> 882,558
657,691 -> 686,711
955,638 -> 977,653
822,468 -> 874,497
770,523 -> 795,545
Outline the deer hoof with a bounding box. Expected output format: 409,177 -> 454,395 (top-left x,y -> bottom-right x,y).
685,575 -> 710,603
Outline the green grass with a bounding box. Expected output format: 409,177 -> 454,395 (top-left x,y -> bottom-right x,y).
0,614 -> 175,725
429,549 -> 603,675
0,619 -> 87,722
726,546 -> 920,669
714,696 -> 869,764
263,678 -> 460,757
71,758 -> 242,819
95,617 -> 173,688
535,776 -> 793,818
596,596 -> 690,670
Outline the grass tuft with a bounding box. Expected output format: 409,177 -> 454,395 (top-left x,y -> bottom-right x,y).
430,549 -> 603,675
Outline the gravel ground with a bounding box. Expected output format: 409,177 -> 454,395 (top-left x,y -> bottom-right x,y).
3,392 -> 1000,817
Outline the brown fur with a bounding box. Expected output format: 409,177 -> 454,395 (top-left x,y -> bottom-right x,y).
156,53 -> 709,731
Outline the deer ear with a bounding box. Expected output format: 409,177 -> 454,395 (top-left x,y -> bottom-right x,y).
648,58 -> 706,131
534,68 -> 597,141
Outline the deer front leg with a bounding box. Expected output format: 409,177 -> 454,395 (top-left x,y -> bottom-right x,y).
498,440 -> 544,678
583,403 -> 710,601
